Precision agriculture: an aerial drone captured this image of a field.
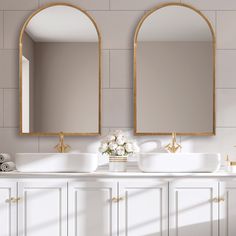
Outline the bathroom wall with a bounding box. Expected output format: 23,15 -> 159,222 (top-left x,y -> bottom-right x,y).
0,0 -> 236,162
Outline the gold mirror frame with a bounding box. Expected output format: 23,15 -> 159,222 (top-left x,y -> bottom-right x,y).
133,2 -> 216,136
19,3 -> 101,136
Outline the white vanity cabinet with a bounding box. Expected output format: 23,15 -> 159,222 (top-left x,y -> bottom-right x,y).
219,181 -> 236,236
0,181 -> 17,236
68,180 -> 168,236
18,181 -> 67,236
169,179 -> 219,236
0,175 -> 236,236
68,181 -> 118,236
119,181 -> 168,236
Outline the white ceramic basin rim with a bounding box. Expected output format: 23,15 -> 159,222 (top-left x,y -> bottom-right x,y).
138,153 -> 221,173
15,153 -> 98,173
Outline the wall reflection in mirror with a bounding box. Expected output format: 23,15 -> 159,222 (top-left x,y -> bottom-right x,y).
20,4 -> 100,135
134,4 -> 215,135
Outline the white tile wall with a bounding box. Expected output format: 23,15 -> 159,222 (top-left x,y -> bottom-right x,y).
102,50 -> 110,88
0,0 -> 236,161
102,89 -> 133,128
3,10 -> 32,49
110,50 -> 133,88
217,11 -> 236,49
88,11 -> 145,49
3,89 -> 18,127
0,89 -> 3,127
39,0 -> 110,10
0,0 -> 38,10
0,50 -> 18,88
110,0 -> 179,10
217,50 -> 236,88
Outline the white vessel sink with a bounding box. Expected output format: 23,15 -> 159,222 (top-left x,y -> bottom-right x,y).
15,153 -> 98,173
138,153 -> 221,173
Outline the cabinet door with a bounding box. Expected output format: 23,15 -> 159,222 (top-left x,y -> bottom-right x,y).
169,180 -> 219,236
119,181 -> 168,236
68,181 -> 118,236
219,180 -> 236,236
0,181 -> 17,236
18,181 -> 67,236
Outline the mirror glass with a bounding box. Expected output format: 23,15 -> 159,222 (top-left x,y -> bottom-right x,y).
135,4 -> 215,135
20,4 -> 100,135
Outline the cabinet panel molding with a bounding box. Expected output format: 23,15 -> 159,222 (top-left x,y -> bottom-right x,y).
119,181 -> 168,236
68,181 -> 118,236
169,180 -> 219,236
18,181 -> 67,236
0,181 -> 17,236
220,181 -> 236,236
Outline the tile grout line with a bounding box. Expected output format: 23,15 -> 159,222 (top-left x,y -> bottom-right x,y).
102,88 -> 133,90
216,88 -> 236,90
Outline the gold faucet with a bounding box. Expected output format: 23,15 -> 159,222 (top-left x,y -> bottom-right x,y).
54,132 -> 70,153
165,132 -> 182,153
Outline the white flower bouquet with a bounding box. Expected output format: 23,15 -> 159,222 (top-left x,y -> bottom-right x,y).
99,130 -> 139,157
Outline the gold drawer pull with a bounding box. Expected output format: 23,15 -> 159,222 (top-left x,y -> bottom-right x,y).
112,197 -> 118,203
212,197 -> 225,203
112,197 -> 124,203
212,197 -> 219,203
6,197 -> 22,203
6,197 -> 16,203
219,197 -> 225,202
16,197 -> 22,202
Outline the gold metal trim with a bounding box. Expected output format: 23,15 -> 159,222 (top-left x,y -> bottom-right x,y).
109,156 -> 127,162
19,2 -> 102,136
133,2 -> 216,136
229,161 -> 236,166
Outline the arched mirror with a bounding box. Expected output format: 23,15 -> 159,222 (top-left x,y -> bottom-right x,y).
134,3 -> 215,136
19,3 -> 101,136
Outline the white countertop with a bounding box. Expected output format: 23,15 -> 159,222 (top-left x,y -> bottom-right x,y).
0,166 -> 236,178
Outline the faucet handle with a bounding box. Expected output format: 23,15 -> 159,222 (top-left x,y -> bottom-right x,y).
165,132 -> 181,153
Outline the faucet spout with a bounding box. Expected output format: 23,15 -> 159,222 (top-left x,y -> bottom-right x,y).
165,132 -> 181,153
54,132 -> 70,153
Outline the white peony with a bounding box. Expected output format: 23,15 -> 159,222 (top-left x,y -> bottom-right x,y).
99,143 -> 108,153
125,142 -> 133,153
108,141 -> 118,150
106,135 -> 116,142
116,146 -> 125,156
116,135 -> 126,145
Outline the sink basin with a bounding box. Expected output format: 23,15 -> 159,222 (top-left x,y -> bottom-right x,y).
15,153 -> 98,172
138,153 -> 221,173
